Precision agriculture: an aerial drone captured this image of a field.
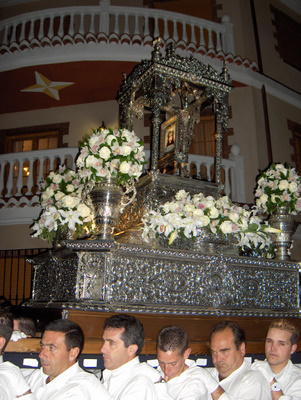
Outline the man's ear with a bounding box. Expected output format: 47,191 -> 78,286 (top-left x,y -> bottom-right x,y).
0,337 -> 5,354
127,343 -> 138,357
184,348 -> 191,360
69,347 -> 80,362
291,344 -> 297,355
240,342 -> 246,357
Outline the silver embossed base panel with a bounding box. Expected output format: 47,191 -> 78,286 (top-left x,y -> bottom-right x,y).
26,240 -> 300,317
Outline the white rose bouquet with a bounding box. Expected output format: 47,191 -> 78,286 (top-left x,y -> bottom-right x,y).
255,163 -> 301,215
31,165 -> 94,244
142,190 -> 274,255
76,128 -> 146,187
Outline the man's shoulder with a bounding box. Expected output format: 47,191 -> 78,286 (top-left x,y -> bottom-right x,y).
69,367 -> 103,381
26,367 -> 44,382
252,359 -> 266,367
212,360 -> 267,382
68,368 -> 111,394
0,361 -> 15,370
204,367 -> 218,379
292,362 -> 301,373
205,364 -> 261,381
241,361 -> 270,383
185,362 -> 210,377
0,361 -> 21,379
284,360 -> 301,378
109,361 -> 159,397
169,363 -> 210,385
28,366 -> 111,398
132,361 -> 160,381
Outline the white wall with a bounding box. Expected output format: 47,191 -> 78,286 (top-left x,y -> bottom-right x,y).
0,100 -> 150,149
229,86 -> 262,203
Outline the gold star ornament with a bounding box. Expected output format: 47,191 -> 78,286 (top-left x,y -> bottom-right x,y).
21,71 -> 74,100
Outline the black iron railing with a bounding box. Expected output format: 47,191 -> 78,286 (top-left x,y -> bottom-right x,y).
0,248 -> 46,306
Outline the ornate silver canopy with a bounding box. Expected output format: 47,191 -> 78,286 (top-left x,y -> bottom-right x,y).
117,40 -> 232,191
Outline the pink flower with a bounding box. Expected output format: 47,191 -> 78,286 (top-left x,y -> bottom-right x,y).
159,224 -> 166,233
91,145 -> 99,153
295,198 -> 301,212
231,224 -> 240,233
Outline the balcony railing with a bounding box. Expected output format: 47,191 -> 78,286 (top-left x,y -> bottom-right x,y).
0,145 -> 246,225
0,148 -> 78,202
0,1 -> 235,65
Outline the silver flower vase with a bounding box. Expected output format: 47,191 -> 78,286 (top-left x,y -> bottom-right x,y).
269,206 -> 298,260
52,228 -> 76,249
86,177 -> 136,242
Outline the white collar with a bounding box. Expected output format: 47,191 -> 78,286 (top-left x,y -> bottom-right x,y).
218,359 -> 247,382
40,362 -> 80,388
102,356 -> 140,380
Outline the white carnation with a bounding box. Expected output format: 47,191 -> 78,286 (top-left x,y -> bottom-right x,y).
278,180 -> 289,191
89,135 -> 102,147
60,195 -> 79,209
105,135 -> 115,145
85,155 -> 98,168
184,204 -> 195,213
193,209 -> 204,218
229,212 -> 239,223
52,174 -> 63,184
42,187 -> 54,200
121,145 -> 132,156
66,184 -> 75,193
260,193 -> 268,204
289,181 -> 298,193
54,191 -> 64,201
76,154 -> 85,168
205,199 -> 215,209
209,207 -> 219,218
121,129 -> 134,142
99,146 -> 111,161
199,215 -> 210,226
257,176 -> 266,187
220,220 -> 233,234
175,190 -> 188,201
119,161 -> 131,174
77,203 -> 91,218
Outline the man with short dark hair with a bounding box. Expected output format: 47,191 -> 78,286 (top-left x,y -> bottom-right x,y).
207,320 -> 271,400
14,316 -> 36,337
156,325 -> 219,399
252,318 -> 301,399
27,319 -> 112,399
0,311 -> 33,399
101,314 -> 170,399
11,316 -> 37,342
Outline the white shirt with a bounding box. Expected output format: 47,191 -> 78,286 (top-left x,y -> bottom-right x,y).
0,360 -> 34,400
102,356 -> 170,400
26,362 -> 112,400
253,359 -> 301,400
158,359 -> 212,399
207,360 -> 272,400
